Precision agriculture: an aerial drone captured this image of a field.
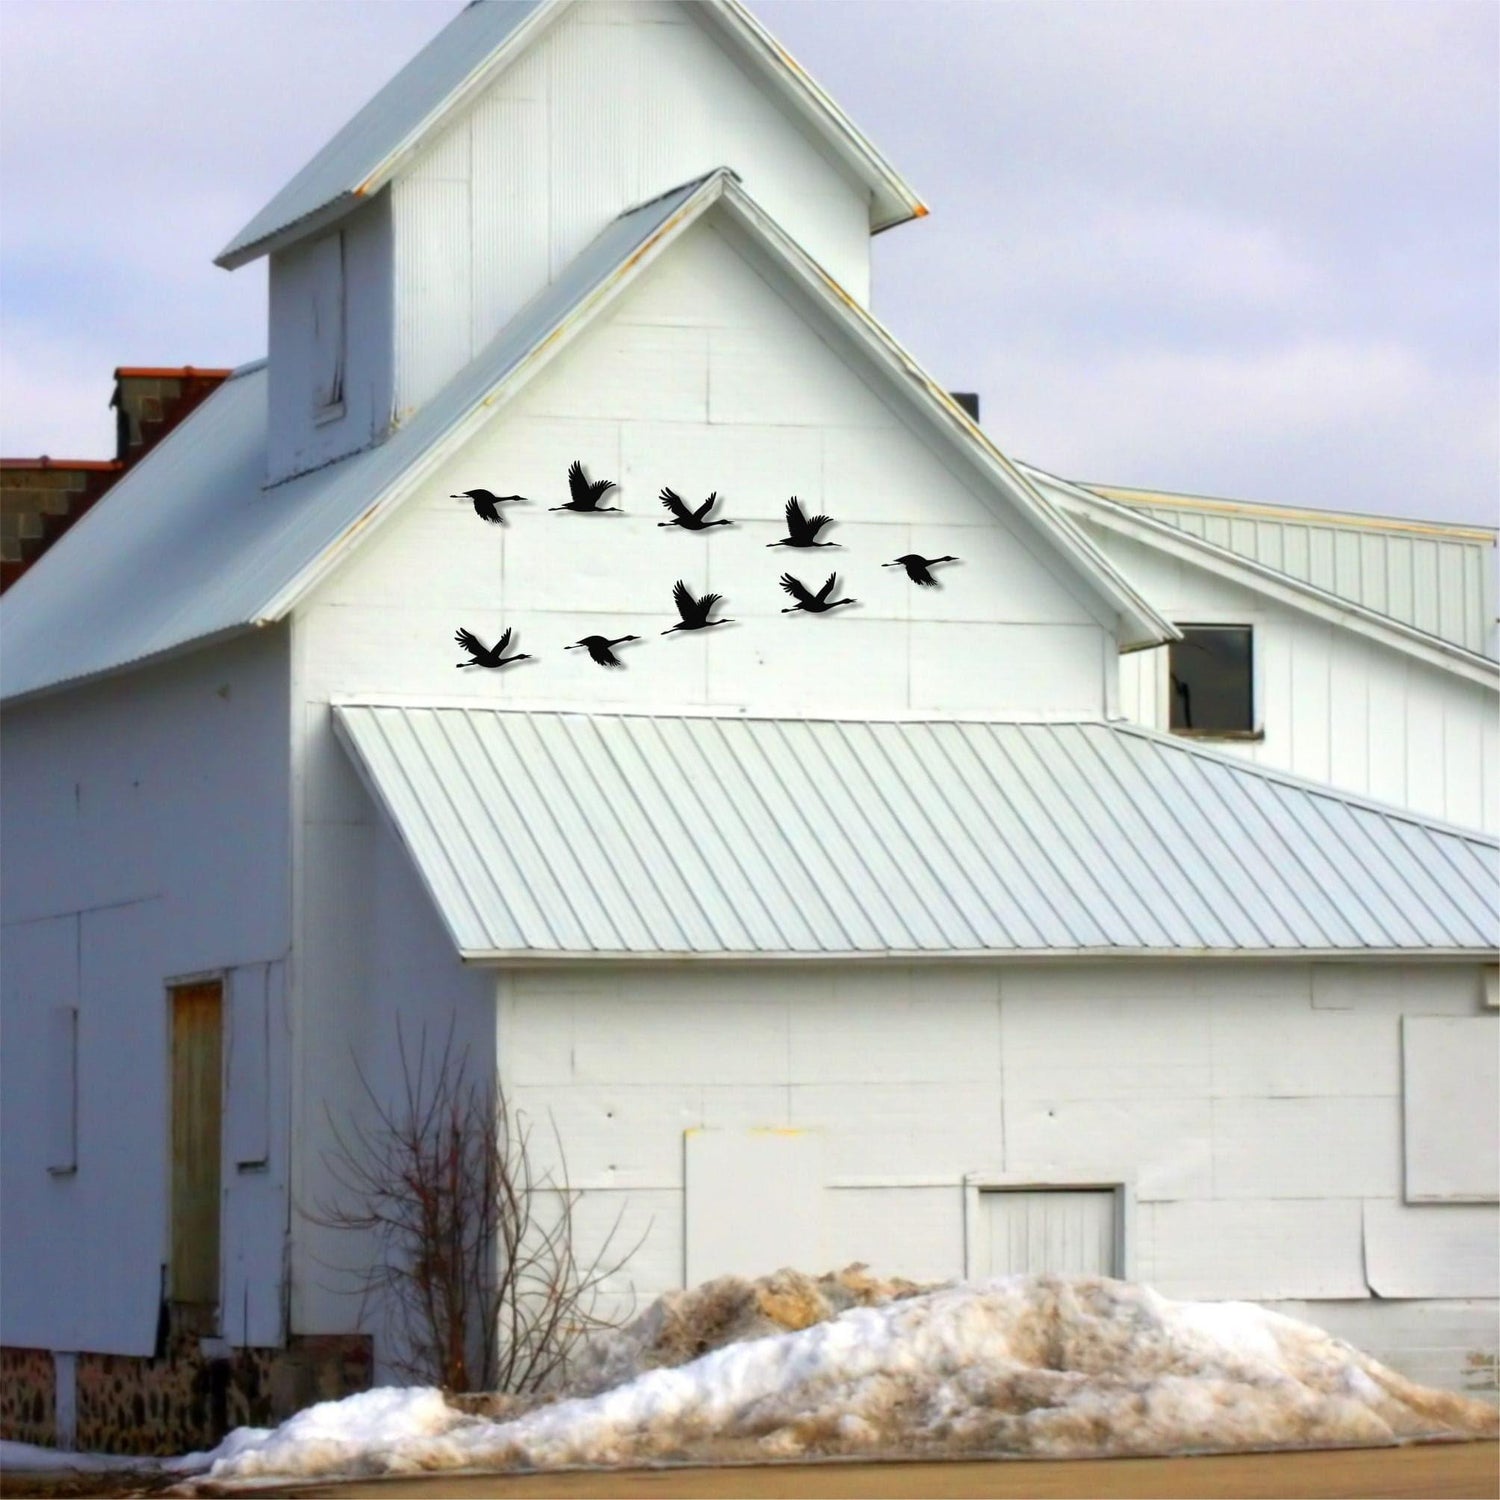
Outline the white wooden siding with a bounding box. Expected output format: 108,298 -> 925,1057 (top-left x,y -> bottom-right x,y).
1401,1017 -> 1500,1203
267,195 -> 393,484
684,1129 -> 826,1283
299,214 -> 1110,721
391,0 -> 873,417
1106,531 -> 1498,832
488,959 -> 1491,1321
0,627 -> 293,1356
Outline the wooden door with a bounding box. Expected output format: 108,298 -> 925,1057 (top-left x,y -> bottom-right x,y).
170,982 -> 223,1308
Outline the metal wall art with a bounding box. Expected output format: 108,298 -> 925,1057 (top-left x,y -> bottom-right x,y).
566,634 -> 641,667
551,460 -> 620,513
659,488 -> 732,530
779,572 -> 855,614
884,553 -> 960,586
455,627 -> 530,669
662,580 -> 732,634
448,462 -> 959,669
453,487 -> 526,523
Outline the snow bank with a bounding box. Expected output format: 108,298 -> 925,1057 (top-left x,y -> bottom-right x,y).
189,1272 -> 1497,1484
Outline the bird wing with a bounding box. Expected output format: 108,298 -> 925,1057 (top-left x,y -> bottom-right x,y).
815,574 -> 838,603
495,627 -> 514,655
587,474 -> 617,503
803,510 -> 833,535
586,639 -> 613,666
672,579 -> 697,618
454,627 -> 487,657
784,496 -> 807,531
567,460 -> 589,505
779,573 -> 816,607
693,492 -> 719,522
695,591 -> 723,620
659,487 -> 692,523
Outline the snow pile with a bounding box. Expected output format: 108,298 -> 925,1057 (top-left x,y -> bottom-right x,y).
192,1272 -> 1497,1483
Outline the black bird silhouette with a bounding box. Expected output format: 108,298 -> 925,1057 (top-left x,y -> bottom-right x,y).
780,572 -> 856,614
884,553 -> 959,586
662,579 -> 731,634
454,627 -> 531,669
551,460 -> 620,513
566,634 -> 640,667
767,495 -> 837,548
658,487 -> 732,530
453,488 -> 526,523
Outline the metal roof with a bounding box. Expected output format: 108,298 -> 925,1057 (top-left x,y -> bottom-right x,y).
333,704 -> 1500,960
1018,463 -> 1500,689
1090,483 -> 1497,659
4,171 -> 1169,704
216,0 -> 924,269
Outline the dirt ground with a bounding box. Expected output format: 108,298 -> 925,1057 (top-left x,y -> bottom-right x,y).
248,1441 -> 1499,1500
4,1441 -> 1495,1499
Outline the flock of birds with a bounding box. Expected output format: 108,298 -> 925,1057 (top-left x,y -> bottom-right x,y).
452,460 -> 959,670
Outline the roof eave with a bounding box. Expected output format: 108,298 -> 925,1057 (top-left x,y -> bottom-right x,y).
710,183 -> 1176,651
456,945 -> 1500,965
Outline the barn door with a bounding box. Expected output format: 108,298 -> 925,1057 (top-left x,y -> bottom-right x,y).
170,981 -> 224,1312
980,1189 -> 1118,1277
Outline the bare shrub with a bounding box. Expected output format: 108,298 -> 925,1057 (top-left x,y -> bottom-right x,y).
309,1021 -> 637,1393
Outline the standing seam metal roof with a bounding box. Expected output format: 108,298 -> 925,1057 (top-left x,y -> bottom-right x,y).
333,705 -> 1500,959
1089,484 -> 1497,659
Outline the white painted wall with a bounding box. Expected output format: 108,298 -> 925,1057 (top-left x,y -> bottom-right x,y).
390,0 -> 875,418
297,211 -> 1114,720
496,958 -> 1498,1393
0,627 -> 293,1356
282,203 -> 1115,1345
1097,530 -> 1500,832
267,195 -> 394,485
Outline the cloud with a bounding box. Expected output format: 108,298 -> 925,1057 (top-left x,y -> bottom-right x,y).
0,0 -> 1493,532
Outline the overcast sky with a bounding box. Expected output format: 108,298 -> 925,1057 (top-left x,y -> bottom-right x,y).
1,0 -> 1495,526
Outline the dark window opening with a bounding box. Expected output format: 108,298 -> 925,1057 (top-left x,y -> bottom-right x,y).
1169,625 -> 1254,735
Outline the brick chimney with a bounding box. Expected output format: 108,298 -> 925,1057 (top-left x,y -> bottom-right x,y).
1,366 -> 231,592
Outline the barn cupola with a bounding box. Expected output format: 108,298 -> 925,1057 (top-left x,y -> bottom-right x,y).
216,0 -> 924,487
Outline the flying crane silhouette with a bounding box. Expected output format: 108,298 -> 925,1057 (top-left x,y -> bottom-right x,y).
780,572 -> 856,614
550,460 -> 620,513
662,579 -> 731,634
454,627 -> 531,669
566,634 -> 641,667
453,488 -> 526,523
658,487 -> 732,530
884,553 -> 960,586
767,496 -> 838,548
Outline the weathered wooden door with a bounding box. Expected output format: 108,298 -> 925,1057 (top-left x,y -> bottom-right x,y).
980,1189 -> 1118,1277
170,982 -> 223,1309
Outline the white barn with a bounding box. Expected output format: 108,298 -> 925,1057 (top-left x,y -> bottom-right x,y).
2,0 -> 1496,1455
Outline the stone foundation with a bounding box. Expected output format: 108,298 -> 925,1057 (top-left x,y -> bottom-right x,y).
1,1346 -> 56,1446
1,1313 -> 372,1457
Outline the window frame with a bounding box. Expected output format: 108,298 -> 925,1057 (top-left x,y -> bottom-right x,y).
1162,619 -> 1264,740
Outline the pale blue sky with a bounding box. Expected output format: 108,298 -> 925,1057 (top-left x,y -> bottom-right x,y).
1,0 -> 1495,526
